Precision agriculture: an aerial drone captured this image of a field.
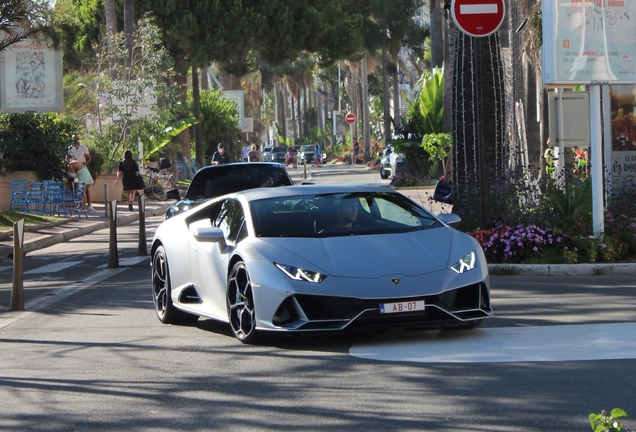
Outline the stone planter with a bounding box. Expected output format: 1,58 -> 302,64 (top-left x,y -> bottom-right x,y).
92,172 -> 123,203
0,171 -> 40,211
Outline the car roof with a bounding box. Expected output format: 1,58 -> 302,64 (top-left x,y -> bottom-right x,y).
236,184 -> 396,201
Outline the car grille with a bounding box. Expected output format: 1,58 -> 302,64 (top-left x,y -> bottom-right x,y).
272,283 -> 492,331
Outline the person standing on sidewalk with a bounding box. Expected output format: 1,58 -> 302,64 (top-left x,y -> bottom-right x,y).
69,134 -> 96,212
114,150 -> 140,211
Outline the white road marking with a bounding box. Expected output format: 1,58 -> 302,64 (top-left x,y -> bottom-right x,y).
460,4 -> 498,14
0,256 -> 149,330
350,323 -> 636,363
25,261 -> 82,275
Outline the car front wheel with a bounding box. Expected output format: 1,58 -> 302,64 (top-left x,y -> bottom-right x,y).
227,261 -> 262,344
152,245 -> 198,324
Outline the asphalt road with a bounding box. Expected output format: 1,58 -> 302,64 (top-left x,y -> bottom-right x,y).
1,164 -> 635,431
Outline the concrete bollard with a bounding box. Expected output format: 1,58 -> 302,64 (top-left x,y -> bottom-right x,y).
108,199 -> 119,268
137,194 -> 147,256
9,219 -> 25,311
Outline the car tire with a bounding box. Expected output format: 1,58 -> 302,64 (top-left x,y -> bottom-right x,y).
152,245 -> 199,325
227,261 -> 262,344
380,169 -> 389,180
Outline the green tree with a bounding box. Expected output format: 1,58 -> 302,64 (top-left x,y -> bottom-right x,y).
188,89 -> 240,160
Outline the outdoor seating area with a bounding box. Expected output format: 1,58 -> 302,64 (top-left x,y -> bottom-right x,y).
8,179 -> 88,219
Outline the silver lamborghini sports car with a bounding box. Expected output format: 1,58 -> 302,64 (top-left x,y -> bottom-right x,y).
150,184 -> 493,343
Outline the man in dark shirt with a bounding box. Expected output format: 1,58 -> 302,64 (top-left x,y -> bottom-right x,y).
211,143 -> 231,164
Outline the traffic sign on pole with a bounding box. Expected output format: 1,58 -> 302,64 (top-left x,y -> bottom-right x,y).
451,0 -> 505,37
345,112 -> 356,124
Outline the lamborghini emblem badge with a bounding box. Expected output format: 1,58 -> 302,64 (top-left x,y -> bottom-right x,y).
391,278 -> 400,285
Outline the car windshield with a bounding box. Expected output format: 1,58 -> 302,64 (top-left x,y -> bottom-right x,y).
251,192 -> 440,238
273,146 -> 287,153
186,165 -> 292,200
300,145 -> 314,152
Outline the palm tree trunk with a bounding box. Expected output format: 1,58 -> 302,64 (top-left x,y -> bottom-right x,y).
361,56 -> 370,163
392,68 -> 401,127
452,31 -> 506,226
382,47 -> 391,144
124,0 -> 134,69
104,0 -> 117,79
191,61 -> 204,169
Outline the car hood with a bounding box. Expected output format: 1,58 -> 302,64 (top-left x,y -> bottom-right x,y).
258,228 -> 453,277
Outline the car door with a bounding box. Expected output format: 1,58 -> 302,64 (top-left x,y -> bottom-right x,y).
191,199 -> 247,315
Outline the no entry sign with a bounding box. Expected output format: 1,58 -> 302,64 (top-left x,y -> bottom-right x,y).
345,112 -> 356,124
451,0 -> 505,37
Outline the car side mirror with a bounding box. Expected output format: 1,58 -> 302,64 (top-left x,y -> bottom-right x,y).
166,189 -> 181,201
437,213 -> 461,226
191,227 -> 228,252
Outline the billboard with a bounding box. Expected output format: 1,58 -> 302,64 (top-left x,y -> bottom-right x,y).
609,84 -> 636,186
542,0 -> 636,85
0,32 -> 63,112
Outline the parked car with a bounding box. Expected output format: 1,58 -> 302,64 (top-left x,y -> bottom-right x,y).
298,144 -> 317,164
286,145 -> 300,166
165,162 -> 293,218
151,184 -> 492,343
270,146 -> 288,164
262,146 -> 273,162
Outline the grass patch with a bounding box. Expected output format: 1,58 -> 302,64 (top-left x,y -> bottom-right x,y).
0,211 -> 63,230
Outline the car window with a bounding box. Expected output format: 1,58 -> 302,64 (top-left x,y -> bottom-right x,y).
213,199 -> 245,244
273,147 -> 287,152
186,165 -> 293,200
250,192 -> 439,238
263,147 -> 273,152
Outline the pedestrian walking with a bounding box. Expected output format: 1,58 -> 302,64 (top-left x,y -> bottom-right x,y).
248,144 -> 262,162
114,150 -> 140,211
313,141 -> 322,167
241,143 -> 251,162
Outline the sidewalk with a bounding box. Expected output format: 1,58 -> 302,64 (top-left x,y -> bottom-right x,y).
0,199 -> 173,261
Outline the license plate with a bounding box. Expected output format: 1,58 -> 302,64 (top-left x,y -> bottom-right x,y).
379,300 -> 425,314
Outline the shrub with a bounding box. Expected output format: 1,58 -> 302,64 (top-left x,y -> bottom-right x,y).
0,113 -> 78,181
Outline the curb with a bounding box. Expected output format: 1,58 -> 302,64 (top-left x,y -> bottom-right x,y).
489,263 -> 636,276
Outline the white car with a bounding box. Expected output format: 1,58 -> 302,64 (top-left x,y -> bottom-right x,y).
151,184 -> 493,343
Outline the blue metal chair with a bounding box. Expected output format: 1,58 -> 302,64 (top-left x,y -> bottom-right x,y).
26,181 -> 46,214
44,182 -> 68,216
64,181 -> 88,218
9,179 -> 29,212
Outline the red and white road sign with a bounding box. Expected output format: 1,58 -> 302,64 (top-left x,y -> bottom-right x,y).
345,112 -> 356,124
451,0 -> 505,38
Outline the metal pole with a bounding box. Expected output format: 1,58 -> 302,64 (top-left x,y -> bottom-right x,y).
303,157 -> 307,180
137,194 -> 147,256
9,219 -> 25,311
590,84 -> 604,238
108,199 -> 119,268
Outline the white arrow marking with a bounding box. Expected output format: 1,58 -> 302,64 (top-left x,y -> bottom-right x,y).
350,323 -> 636,363
460,4 -> 498,14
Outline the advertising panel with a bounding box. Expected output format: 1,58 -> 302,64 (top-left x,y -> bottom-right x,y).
609,84 -> 636,185
542,0 -> 636,85
0,32 -> 63,112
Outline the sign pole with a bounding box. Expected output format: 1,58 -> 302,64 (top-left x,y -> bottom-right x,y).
589,83 -> 604,238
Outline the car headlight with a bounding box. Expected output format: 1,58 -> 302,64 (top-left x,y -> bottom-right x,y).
450,251 -> 476,274
275,263 -> 328,283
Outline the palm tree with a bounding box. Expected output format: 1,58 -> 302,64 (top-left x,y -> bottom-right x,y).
0,0 -> 55,53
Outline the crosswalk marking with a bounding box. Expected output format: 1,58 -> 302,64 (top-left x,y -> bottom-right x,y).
24,261 -> 82,275
350,322 -> 636,363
